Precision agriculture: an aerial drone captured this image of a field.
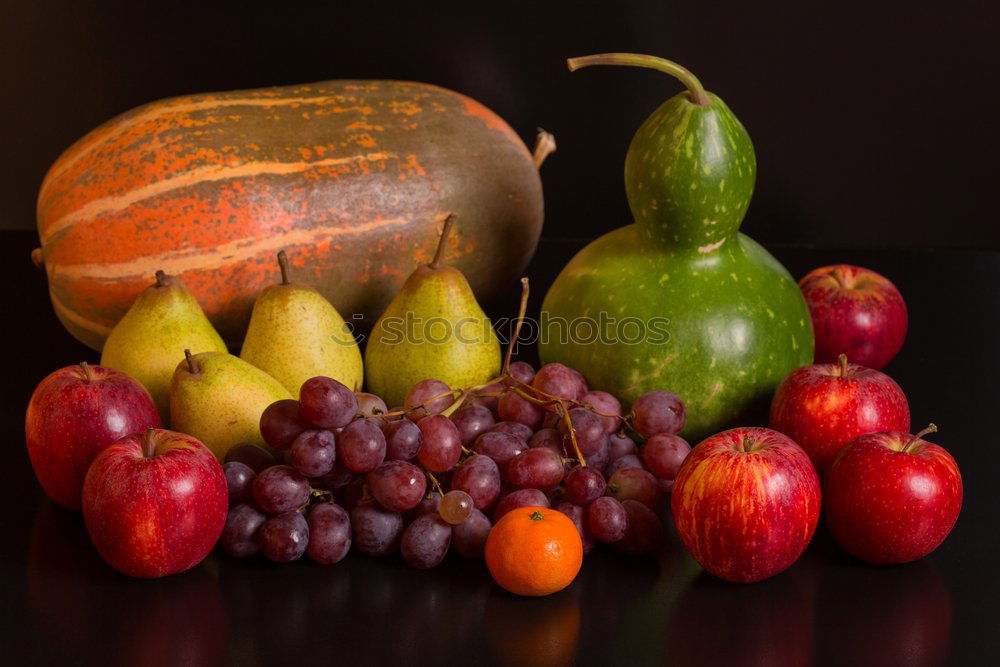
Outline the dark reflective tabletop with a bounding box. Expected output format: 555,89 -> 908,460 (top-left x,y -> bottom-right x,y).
4,233 -> 998,665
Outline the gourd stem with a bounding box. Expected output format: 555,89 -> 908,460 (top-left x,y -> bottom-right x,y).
903,424 -> 937,453
532,129 -> 557,169
430,214 -> 456,269
277,250 -> 290,285
567,53 -> 712,106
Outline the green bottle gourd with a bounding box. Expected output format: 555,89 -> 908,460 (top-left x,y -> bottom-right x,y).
539,53 -> 813,441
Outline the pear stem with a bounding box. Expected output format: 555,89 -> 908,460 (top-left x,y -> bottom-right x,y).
79,361 -> 94,383
567,52 -> 712,106
430,214 -> 456,269
277,250 -> 290,285
503,277 -> 531,375
903,424 -> 938,453
838,353 -> 850,377
532,129 -> 557,169
184,349 -> 200,375
155,270 -> 168,287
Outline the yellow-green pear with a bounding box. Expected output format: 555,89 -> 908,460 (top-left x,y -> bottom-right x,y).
240,250 -> 363,394
100,271 -> 227,422
365,214 -> 501,407
170,350 -> 291,460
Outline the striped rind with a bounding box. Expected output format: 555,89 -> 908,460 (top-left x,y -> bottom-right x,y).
37,80 -> 542,350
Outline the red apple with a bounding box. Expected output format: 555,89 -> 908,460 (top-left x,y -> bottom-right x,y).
825,424 -> 962,564
25,362 -> 161,510
799,264 -> 907,370
769,354 -> 910,475
82,428 -> 228,578
671,427 -> 820,583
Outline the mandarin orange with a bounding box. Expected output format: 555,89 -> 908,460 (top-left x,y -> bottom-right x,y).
485,506 -> 583,596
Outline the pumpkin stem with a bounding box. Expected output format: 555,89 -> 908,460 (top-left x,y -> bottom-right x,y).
184,349 -> 200,375
532,129 -> 557,169
903,424 -> 937,453
568,52 -> 712,106
430,213 -> 456,269
277,250 -> 290,285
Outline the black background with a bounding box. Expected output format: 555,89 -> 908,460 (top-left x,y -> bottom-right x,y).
3,0 -> 997,249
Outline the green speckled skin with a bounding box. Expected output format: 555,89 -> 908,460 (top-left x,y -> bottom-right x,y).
540,90 -> 813,440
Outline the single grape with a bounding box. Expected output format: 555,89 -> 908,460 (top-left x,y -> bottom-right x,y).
451,454 -> 501,510
641,433 -> 692,484
489,421 -> 534,443
312,459 -> 355,491
260,511 -> 309,563
606,453 -> 645,478
452,509 -> 491,558
289,429 -> 337,478
547,484 -> 567,506
307,502 -> 351,565
492,488 -> 549,523
559,407 -> 608,457
355,392 -> 388,419
564,466 -> 606,505
608,433 -> 638,462
416,415 -> 462,472
497,390 -> 544,429
506,447 -> 566,491
407,490 -> 442,520
585,439 -> 610,471
608,467 -> 663,511
631,390 -> 686,437
473,431 -> 525,473
383,419 -> 422,461
223,461 -> 256,506
541,412 -> 561,430
299,377 -> 359,429
225,443 -> 278,473
253,465 -> 310,514
337,418 -> 387,473
438,489 -> 474,525
351,499 -> 404,556
471,381 -> 503,415
404,379 -> 454,417
259,399 -> 310,450
505,360 -> 536,386
532,363 -> 587,407
401,513 -> 452,568
580,390 -> 623,434
450,403 -> 496,447
587,496 -> 630,543
529,428 -> 563,454
616,499 -> 663,555
366,460 -> 427,512
555,502 -> 596,554
219,503 -> 265,558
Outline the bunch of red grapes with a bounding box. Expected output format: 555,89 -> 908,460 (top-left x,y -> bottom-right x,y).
218,361 -> 692,568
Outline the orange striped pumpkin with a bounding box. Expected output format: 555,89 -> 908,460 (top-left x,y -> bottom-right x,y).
35,80 -> 548,351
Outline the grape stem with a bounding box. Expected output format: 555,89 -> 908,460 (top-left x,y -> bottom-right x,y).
567,52 -> 712,106
426,471 -> 444,496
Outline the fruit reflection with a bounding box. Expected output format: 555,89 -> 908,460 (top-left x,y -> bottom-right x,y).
816,558 -> 951,666
485,594 -> 580,666
27,501 -> 229,665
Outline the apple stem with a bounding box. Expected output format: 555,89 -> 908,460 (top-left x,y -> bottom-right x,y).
143,428 -> 157,457
838,354 -> 849,377
903,423 -> 938,452
567,52 -> 712,106
277,250 -> 290,285
184,349 -> 200,375
430,213 -> 456,269
79,361 -> 94,383
742,436 -> 755,453
154,270 -> 168,287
